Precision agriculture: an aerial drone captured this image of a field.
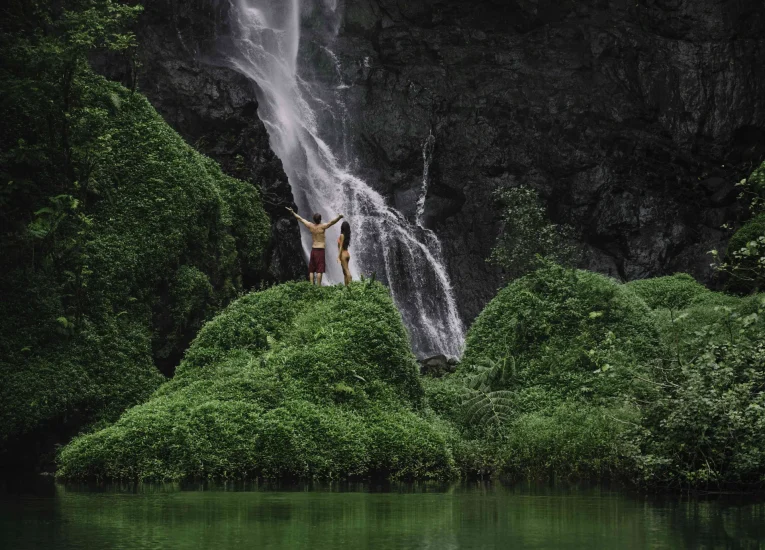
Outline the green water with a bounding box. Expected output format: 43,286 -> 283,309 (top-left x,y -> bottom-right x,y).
1,482 -> 764,549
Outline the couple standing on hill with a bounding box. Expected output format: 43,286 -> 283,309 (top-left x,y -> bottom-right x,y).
286,207 -> 352,286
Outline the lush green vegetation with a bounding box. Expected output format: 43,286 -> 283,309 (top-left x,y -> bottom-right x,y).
0,0 -> 270,468
4,0 -> 765,493
58,264 -> 765,489
58,282 -> 458,481
430,267 -> 765,489
449,263 -> 659,479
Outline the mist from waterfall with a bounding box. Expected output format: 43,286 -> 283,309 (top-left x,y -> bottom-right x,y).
223,0 -> 464,357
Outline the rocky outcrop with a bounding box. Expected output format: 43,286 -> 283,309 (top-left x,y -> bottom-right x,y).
98,0 -> 306,285
419,354 -> 458,377
327,0 -> 765,321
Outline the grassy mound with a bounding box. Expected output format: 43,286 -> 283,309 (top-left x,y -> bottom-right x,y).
0,59 -> 270,467
461,262 -> 659,404
57,282 -> 457,481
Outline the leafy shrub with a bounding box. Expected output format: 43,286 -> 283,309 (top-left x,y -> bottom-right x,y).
723,214 -> 765,293
57,282 -> 457,481
498,402 -> 637,479
632,294 -> 765,488
421,376 -> 466,428
711,161 -> 765,293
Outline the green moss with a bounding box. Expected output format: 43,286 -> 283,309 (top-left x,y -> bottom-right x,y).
57,282 -> 457,481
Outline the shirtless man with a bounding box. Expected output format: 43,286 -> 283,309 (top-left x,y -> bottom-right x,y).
287,207 -> 343,285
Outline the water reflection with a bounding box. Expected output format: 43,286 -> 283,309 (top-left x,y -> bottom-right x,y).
1,481 -> 763,549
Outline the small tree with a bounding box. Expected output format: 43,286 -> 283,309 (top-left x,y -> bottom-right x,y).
489,186 -> 578,280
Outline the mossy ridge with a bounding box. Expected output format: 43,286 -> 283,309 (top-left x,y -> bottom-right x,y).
58,282 -> 457,481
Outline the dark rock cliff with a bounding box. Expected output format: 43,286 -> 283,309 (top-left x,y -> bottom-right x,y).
327,0 -> 765,321
99,0 -> 306,285
111,0 -> 765,325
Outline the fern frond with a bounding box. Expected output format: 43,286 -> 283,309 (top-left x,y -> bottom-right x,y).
462,389 -> 514,426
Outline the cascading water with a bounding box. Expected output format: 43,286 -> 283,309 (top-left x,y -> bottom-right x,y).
223,0 -> 464,357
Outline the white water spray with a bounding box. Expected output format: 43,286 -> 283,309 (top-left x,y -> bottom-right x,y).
224,0 -> 464,357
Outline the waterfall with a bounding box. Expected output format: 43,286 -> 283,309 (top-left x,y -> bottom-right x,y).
223,0 -> 464,358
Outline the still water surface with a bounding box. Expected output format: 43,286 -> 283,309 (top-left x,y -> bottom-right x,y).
1,481 -> 763,549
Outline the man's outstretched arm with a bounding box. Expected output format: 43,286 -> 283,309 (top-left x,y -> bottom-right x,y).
286,207 -> 311,227
323,214 -> 344,229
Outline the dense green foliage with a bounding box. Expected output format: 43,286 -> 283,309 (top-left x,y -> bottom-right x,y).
58,282 -> 458,481
626,273 -> 718,311
391,268 -> 765,487
4,0 -> 764,493
723,213 -> 765,292
453,263 -> 657,478
633,289 -> 765,487
0,0 -> 270,466
445,266 -> 765,488
57,264 -> 765,488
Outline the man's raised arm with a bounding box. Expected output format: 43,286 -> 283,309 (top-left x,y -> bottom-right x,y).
323,214 -> 344,229
286,207 -> 311,227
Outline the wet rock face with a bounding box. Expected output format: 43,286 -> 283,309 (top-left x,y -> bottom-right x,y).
330,0 -> 765,321
103,0 -> 306,285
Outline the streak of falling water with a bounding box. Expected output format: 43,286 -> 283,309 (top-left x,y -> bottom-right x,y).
417,131 -> 436,228
224,0 -> 464,357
